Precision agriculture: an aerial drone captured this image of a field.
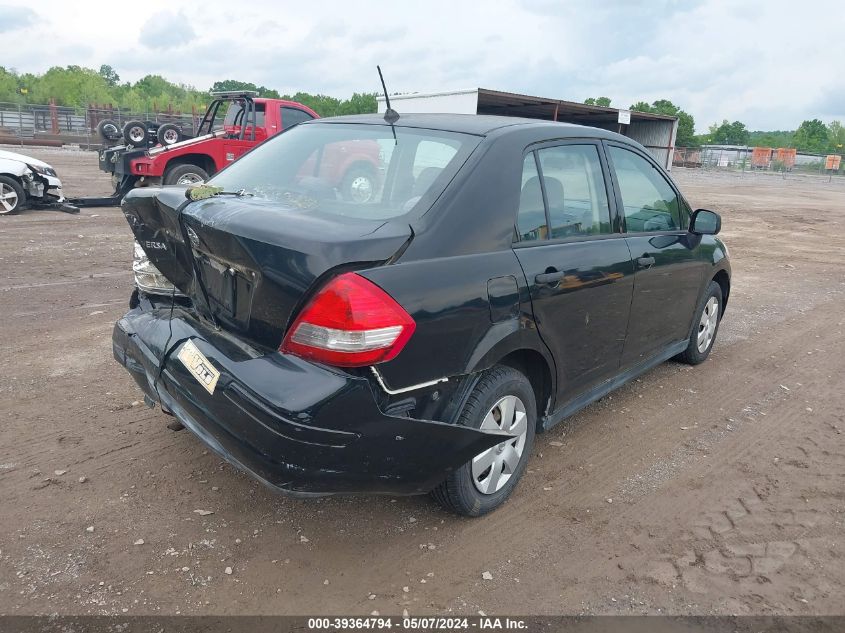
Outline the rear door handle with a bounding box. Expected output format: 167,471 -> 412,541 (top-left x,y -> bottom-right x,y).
535,271 -> 565,284
636,256 -> 656,268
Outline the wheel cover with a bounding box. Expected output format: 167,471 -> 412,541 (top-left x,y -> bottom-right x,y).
0,183 -> 19,213
176,172 -> 204,185
162,129 -> 179,144
471,395 -> 528,494
697,296 -> 719,353
128,126 -> 145,143
348,175 -> 373,203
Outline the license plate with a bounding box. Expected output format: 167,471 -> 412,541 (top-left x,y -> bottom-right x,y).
177,339 -> 220,395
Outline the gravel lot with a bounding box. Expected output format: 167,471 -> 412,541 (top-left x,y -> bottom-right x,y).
1,146 -> 844,616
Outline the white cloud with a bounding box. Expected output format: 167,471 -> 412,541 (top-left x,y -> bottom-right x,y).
139,9 -> 196,48
0,0 -> 841,130
0,4 -> 36,32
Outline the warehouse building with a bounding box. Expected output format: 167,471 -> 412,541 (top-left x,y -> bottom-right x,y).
377,88 -> 679,170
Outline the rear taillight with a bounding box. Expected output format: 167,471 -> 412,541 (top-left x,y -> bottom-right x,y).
280,272 -> 415,367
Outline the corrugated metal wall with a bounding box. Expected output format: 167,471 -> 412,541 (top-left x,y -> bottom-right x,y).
626,119 -> 677,169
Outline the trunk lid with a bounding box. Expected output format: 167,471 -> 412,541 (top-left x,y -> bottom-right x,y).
122,187 -> 412,349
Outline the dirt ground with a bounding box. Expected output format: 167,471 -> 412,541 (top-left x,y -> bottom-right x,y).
1,146 -> 844,617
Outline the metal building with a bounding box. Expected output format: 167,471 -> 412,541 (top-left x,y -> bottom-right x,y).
377,88 -> 679,170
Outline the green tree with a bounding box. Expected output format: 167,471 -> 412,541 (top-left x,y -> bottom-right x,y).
0,67 -> 21,102
708,119 -> 750,145
584,97 -> 611,107
630,99 -> 697,147
98,64 -> 120,87
747,130 -> 794,148
827,120 -> 844,153
792,119 -> 829,153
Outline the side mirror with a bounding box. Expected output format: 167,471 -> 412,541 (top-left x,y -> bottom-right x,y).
690,208 -> 721,235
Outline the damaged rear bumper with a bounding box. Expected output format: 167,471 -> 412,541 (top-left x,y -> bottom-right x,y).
112,296 -> 510,496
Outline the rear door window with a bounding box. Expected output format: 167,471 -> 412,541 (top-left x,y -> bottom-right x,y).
516,144 -> 612,242
536,145 -> 612,238
281,106 -> 314,130
608,146 -> 681,232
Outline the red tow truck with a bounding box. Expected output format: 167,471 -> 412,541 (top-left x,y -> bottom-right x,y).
73,91 -> 381,206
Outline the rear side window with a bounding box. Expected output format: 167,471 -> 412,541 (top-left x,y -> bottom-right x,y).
609,146 -> 681,232
536,145 -> 611,238
281,106 -> 313,130
516,154 -> 546,241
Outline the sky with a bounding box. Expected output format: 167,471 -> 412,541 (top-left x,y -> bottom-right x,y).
1,0 -> 842,132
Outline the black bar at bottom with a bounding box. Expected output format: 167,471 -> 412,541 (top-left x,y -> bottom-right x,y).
0,615 -> 842,633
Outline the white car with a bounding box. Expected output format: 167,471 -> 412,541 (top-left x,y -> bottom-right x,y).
0,149 -> 66,215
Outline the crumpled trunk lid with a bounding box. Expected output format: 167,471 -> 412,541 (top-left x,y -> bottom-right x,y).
121,187 -> 411,349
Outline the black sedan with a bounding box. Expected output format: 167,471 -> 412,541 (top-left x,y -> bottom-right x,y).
113,114 -> 730,516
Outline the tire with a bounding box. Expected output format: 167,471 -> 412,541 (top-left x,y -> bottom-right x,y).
157,123 -> 182,146
0,175 -> 26,215
677,280 -> 723,365
340,164 -> 377,203
163,163 -> 210,186
431,365 -> 536,517
96,118 -> 121,142
123,120 -> 149,146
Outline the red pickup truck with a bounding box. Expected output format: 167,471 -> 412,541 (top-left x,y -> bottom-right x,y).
88,92 -> 381,205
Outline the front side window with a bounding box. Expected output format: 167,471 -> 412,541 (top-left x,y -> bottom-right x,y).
609,146 -> 681,233
209,123 -> 480,221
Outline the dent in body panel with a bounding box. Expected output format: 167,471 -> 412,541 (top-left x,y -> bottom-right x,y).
361,249 -> 542,389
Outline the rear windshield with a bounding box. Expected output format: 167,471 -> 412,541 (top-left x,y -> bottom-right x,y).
222,101 -> 265,128
209,123 -> 481,220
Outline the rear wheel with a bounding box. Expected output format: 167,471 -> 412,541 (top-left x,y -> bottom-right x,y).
123,120 -> 149,146
340,165 -> 376,203
677,280 -> 722,365
431,365 -> 536,516
0,176 -> 25,215
163,163 -> 209,186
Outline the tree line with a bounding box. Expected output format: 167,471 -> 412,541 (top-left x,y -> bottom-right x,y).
0,65 -> 378,119
585,96 -> 845,154
1,65 -> 842,154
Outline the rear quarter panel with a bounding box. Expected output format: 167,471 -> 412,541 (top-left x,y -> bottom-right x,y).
360,249 -> 550,389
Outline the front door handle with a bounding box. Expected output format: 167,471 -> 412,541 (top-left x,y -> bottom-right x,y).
535,270 -> 565,284
636,256 -> 656,268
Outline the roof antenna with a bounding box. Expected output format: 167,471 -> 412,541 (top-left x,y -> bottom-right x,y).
377,65 -> 399,144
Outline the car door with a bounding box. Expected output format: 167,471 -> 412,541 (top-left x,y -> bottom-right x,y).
604,143 -> 708,367
513,141 -> 635,401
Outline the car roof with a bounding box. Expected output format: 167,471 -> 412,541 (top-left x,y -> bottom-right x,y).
312,113 -> 629,140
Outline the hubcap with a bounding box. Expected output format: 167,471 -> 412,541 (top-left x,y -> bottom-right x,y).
0,183 -> 19,213
176,173 -> 204,185
348,175 -> 373,203
162,129 -> 179,144
129,127 -> 145,143
697,296 -> 719,353
472,395 -> 528,495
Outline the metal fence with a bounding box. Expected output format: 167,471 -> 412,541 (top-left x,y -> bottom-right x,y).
0,101 -> 202,149
673,146 -> 845,179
